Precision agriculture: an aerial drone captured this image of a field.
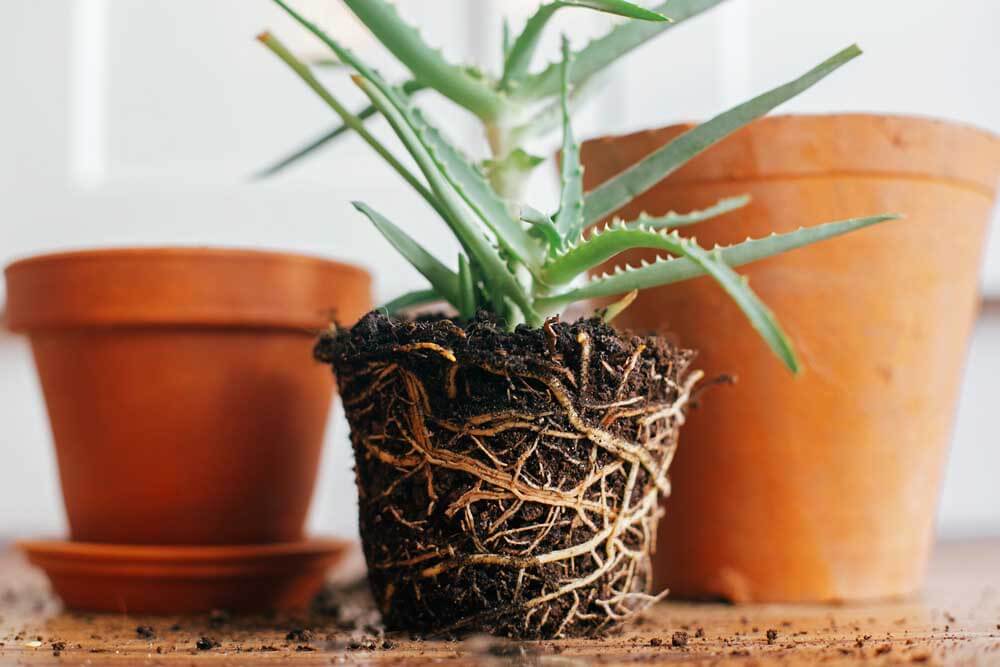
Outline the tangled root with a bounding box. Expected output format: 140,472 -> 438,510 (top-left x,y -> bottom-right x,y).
317,312 -> 698,639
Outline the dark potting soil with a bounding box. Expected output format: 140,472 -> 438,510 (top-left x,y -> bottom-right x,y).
316,311 -> 696,639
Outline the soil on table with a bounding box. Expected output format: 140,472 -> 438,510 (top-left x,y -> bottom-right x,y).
316,312 -> 697,639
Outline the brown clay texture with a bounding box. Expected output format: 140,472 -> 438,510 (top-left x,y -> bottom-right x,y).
579,114 -> 1000,602
19,538 -> 348,613
4,247 -> 372,545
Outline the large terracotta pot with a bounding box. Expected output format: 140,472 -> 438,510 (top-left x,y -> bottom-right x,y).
580,114 -> 1000,602
5,248 -> 371,545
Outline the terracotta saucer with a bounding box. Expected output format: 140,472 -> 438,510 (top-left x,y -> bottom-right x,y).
18,538 -> 350,614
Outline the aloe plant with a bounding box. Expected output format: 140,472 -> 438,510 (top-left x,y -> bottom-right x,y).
257,0 -> 721,181
258,0 -> 897,372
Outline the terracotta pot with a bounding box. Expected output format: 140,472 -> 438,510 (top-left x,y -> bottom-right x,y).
580,114 -> 1000,602
5,247 -> 371,545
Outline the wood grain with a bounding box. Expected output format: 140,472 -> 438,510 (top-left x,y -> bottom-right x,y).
1,540 -> 999,665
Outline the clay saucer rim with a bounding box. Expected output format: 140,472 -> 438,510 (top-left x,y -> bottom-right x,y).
18,537 -> 351,579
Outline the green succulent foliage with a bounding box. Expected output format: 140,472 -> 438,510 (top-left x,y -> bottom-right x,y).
258,0 -> 725,176
260,1 -> 899,372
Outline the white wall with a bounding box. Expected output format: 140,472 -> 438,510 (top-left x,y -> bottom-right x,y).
1,1 -> 998,540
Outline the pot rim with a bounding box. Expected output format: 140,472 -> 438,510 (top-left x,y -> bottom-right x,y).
599,111 -> 999,143
583,112 -> 1000,194
4,245 -> 372,332
4,245 -> 369,279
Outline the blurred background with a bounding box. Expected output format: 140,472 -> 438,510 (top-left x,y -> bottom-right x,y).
1,0 -> 998,541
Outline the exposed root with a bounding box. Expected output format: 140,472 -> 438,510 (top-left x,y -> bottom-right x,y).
317,312 -> 697,639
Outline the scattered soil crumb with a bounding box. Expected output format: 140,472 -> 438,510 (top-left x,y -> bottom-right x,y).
695,627 -> 705,638
195,637 -> 219,651
348,638 -> 380,651
135,625 -> 155,639
285,628 -> 313,642
649,637 -> 662,647
875,644 -> 892,655
766,629 -> 778,644
672,631 -> 688,648
295,645 -> 314,652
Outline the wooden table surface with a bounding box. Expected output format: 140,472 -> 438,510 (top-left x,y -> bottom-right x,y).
1,539 -> 998,665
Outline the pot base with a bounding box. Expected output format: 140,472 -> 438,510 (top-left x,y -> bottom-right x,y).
19,538 -> 348,614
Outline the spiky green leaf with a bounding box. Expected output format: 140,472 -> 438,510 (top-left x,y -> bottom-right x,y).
352,201 -> 461,308
544,224 -> 798,370
355,77 -> 539,325
500,0 -> 667,92
263,7 -> 538,323
626,195 -> 750,229
253,79 -> 426,179
685,242 -> 797,371
409,106 -> 543,269
536,213 -> 899,307
256,32 -> 445,220
339,0 -> 510,119
600,289 -> 638,323
554,37 -> 584,242
515,0 -> 726,100
483,148 -> 545,195
457,254 -> 476,319
520,204 -> 563,250
509,72 -> 605,144
583,45 -> 862,226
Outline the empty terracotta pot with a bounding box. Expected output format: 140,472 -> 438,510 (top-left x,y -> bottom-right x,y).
580,114 -> 1000,602
5,247 -> 371,545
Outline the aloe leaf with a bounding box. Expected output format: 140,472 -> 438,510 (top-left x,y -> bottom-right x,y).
500,0 -> 667,93
583,45 -> 862,226
685,242 -> 797,371
520,204 -> 563,251
515,0 -> 726,100
352,201 -> 462,308
457,254 -> 476,319
264,6 -> 537,323
354,78 -> 539,326
509,72 -> 605,143
379,288 -> 442,314
409,106 -> 544,270
537,213 -> 899,307
256,32 -> 446,220
553,38 -> 584,242
338,0 -> 510,120
544,225 -> 797,369
601,289 -> 638,323
627,195 -> 749,229
542,224 -> 672,285
253,79 -> 426,179
502,18 -> 512,61
483,148 -> 545,196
